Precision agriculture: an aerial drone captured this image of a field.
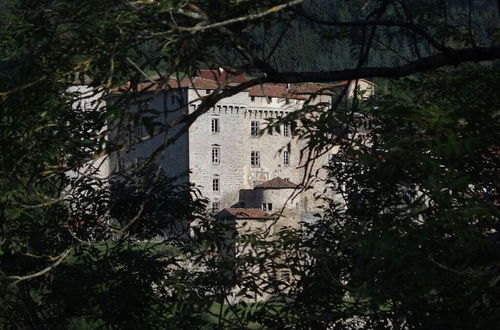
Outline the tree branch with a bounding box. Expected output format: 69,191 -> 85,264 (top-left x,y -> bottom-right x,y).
7,248 -> 72,288
294,6 -> 450,53
267,46 -> 500,82
172,0 -> 304,33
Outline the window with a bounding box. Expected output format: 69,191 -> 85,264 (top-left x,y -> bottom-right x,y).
251,151 -> 260,167
283,123 -> 291,137
211,117 -> 219,133
251,121 -> 260,137
117,157 -> 125,171
283,150 -> 290,166
212,146 -> 220,164
262,203 -> 272,211
250,96 -> 255,102
212,202 -> 220,213
205,89 -> 210,94
266,96 -> 272,104
213,177 -> 220,191
134,125 -> 144,138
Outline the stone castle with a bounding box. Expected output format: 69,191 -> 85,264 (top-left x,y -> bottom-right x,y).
104,69 -> 374,227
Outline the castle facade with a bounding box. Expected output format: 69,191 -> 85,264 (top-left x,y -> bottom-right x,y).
110,70 -> 374,222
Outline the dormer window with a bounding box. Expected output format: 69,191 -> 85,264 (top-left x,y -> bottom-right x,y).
262,203 -> 272,211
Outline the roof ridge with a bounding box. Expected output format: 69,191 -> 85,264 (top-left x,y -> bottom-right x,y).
254,177 -> 298,189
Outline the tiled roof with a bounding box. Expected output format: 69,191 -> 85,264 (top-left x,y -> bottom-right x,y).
254,177 -> 298,189
217,208 -> 270,219
113,70 -> 360,100
197,69 -> 248,84
248,82 -> 350,99
289,82 -> 346,95
248,83 -> 289,98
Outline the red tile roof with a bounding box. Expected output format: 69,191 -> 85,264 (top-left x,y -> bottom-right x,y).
197,69 -> 248,84
247,81 -> 351,99
217,208 -> 270,219
248,83 -> 288,98
254,177 -> 298,189
113,70 -> 359,100
289,82 -> 346,95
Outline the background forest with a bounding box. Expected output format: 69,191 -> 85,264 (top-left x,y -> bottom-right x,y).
0,0 -> 499,329
250,0 -> 500,71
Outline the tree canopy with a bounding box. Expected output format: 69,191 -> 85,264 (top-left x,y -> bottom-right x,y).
0,0 -> 499,328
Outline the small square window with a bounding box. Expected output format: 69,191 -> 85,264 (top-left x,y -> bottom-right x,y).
262,203 -> 272,211
205,89 -> 210,94
250,96 -> 255,102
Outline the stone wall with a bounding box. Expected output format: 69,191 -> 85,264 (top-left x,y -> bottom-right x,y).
110,79 -> 373,223
108,89 -> 191,182
187,89 -> 335,214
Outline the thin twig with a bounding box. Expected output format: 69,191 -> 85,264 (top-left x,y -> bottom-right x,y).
7,248 -> 73,288
165,0 -> 304,34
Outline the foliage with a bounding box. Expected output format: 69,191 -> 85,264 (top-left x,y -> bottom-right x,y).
0,0 -> 499,329
310,65 -> 500,329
